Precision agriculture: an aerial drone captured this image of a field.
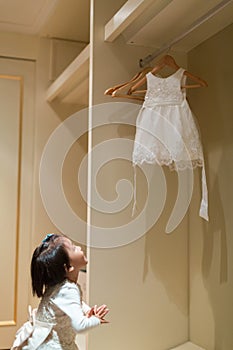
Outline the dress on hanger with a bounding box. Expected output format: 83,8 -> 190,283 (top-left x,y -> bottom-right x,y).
132,68 -> 208,221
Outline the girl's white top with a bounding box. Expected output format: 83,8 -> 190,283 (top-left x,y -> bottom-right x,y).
11,280 -> 100,350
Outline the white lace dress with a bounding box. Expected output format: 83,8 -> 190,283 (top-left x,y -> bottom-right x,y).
132,68 -> 208,221
11,281 -> 100,350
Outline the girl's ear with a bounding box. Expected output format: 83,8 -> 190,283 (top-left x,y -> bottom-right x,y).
68,266 -> 74,272
64,264 -> 74,273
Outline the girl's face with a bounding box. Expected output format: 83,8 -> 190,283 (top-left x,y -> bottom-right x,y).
62,237 -> 88,271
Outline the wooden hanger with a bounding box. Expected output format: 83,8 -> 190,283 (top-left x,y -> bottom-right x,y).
104,67 -> 152,100
104,71 -> 142,96
112,89 -> 145,101
104,55 -> 207,101
128,54 -> 208,95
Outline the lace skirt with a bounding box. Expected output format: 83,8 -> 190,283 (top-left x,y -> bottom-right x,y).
132,102 -> 204,170
132,103 -> 208,221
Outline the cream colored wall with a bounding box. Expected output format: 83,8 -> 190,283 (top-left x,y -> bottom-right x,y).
87,1 -> 189,349
188,23 -> 233,350
31,37 -> 88,307
0,32 -> 39,60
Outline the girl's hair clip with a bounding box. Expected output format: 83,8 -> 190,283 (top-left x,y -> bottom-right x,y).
42,233 -> 54,243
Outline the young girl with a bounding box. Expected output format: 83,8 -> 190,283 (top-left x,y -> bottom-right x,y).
11,233 -> 109,349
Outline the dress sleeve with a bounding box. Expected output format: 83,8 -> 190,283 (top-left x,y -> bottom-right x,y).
51,282 -> 100,333
82,301 -> 91,314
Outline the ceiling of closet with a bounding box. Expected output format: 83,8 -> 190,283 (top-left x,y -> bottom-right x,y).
0,0 -> 232,52
0,0 -> 90,42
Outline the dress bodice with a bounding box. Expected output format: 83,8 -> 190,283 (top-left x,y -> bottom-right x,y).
35,284 -> 77,349
143,68 -> 185,109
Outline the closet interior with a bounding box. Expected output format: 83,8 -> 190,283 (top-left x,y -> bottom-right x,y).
0,0 -> 232,349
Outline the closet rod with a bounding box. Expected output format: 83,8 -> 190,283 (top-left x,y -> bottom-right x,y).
139,0 -> 233,67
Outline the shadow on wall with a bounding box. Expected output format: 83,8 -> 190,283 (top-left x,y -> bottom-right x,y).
143,165 -> 189,317
202,168 -> 227,284
202,153 -> 232,349
48,99 -> 88,153
188,22 -> 233,349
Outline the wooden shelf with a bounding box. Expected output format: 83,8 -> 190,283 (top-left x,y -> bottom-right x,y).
104,0 -> 154,42
104,0 -> 233,52
46,44 -> 90,104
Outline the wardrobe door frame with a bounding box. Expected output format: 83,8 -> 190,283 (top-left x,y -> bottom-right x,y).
0,57 -> 35,349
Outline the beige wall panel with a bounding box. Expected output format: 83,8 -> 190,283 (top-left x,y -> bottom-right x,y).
0,76 -> 21,324
30,37 -> 88,256
0,32 -> 38,60
188,23 -> 233,350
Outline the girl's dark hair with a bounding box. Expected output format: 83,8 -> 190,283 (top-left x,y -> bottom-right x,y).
31,234 -> 70,297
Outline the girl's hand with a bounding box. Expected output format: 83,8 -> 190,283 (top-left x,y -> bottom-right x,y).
94,304 -> 109,323
86,304 -> 109,323
85,307 -> 94,318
